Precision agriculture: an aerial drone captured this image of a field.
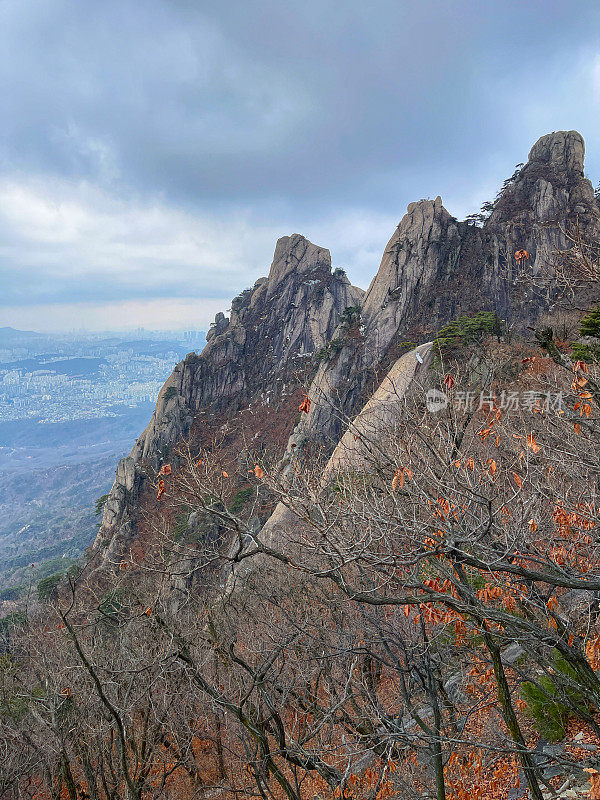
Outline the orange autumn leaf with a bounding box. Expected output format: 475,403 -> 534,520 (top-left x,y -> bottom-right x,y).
391,468 -> 404,491
145,607 -> 152,616
443,374 -> 456,389
512,472 -> 523,489
253,464 -> 264,479
486,459 -> 497,475
437,497 -> 450,516
574,422 -> 581,435
222,471 -> 229,478
573,360 -> 589,373
528,518 -> 537,533
526,433 -> 540,453
584,768 -> 600,792
156,479 -> 166,500
299,394 -> 311,413
158,463 -> 172,476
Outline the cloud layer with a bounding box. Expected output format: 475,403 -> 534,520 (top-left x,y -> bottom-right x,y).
1,0 -> 600,330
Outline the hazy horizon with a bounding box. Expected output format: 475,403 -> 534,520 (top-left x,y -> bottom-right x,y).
1,322 -> 209,336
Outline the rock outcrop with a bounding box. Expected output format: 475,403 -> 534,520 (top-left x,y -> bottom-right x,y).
322,341 -> 433,476
285,130 -> 599,456
241,341 -> 434,560
94,234 -> 363,555
360,129 -> 595,345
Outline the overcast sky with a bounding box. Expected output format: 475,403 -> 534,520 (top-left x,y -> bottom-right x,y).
1,0 -> 600,331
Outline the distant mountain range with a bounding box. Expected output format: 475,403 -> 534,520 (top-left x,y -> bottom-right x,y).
0,326 -> 47,343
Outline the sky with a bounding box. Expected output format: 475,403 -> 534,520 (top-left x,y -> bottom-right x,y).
1,0 -> 600,332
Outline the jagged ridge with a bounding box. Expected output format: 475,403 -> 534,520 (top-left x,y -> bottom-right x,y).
96,130 -> 599,560
286,129 -> 599,455
95,234 -> 363,554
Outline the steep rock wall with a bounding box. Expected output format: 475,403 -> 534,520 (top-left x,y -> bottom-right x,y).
322,341 -> 433,476
237,342 -> 434,566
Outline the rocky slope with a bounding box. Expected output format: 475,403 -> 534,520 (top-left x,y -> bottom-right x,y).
94,234 -> 363,555
95,130 -> 599,560
249,340 -> 434,557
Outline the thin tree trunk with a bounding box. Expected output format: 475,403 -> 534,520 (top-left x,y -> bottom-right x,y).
213,652 -> 227,780
483,631 -> 544,800
61,752 -> 78,800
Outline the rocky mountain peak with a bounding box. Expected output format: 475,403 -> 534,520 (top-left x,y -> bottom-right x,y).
267,234 -> 331,294
489,129 -> 595,229
405,194 -> 445,221
362,195 -> 455,325
527,129 -> 585,177
94,233 -> 363,555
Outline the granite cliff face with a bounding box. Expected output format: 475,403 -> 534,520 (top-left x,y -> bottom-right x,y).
362,129 -> 596,350
285,130 -> 599,455
96,130 -> 599,559
94,234 -> 363,554
240,340 -> 434,563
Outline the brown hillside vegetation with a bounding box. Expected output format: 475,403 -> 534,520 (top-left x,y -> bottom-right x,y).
3,304 -> 600,799
3,131 -> 600,799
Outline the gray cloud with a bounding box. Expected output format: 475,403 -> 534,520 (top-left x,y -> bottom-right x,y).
1,0 -> 600,329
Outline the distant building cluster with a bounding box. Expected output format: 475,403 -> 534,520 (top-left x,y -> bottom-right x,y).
0,330 -> 206,424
